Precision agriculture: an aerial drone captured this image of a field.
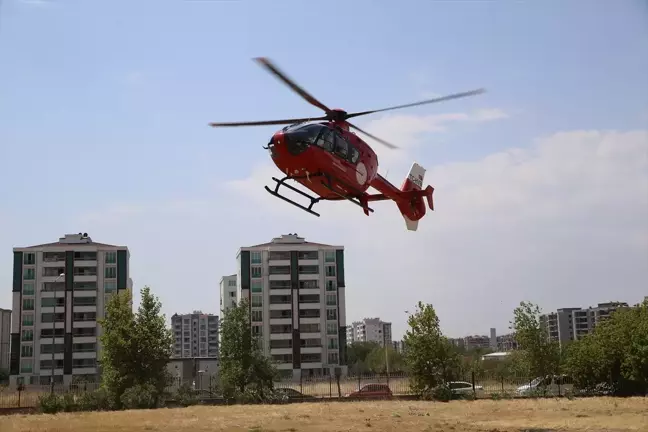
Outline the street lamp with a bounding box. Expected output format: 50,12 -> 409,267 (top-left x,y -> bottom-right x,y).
51,273 -> 64,394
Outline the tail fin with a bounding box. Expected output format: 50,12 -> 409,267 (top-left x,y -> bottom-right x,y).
398,163 -> 434,231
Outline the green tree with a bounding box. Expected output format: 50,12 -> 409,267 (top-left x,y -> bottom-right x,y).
403,302 -> 460,395
99,286 -> 174,408
347,341 -> 380,374
365,345 -> 406,373
219,298 -> 277,401
564,299 -> 648,395
510,301 -> 560,379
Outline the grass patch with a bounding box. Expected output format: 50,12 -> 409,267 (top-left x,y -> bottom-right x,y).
1,397 -> 646,431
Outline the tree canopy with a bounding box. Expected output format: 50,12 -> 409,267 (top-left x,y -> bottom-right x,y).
99,286 -> 174,408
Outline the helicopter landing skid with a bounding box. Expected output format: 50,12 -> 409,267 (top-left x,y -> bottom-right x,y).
265,175 -> 324,217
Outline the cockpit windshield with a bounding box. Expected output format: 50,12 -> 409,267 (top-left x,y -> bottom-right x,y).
284,123 -> 326,144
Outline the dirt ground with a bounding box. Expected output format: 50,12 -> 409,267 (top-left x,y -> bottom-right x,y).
1,397 -> 646,431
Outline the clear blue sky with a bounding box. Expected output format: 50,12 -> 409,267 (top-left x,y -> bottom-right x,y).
1,0 -> 647,338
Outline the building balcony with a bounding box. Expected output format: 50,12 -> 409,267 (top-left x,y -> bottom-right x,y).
298,273 -> 319,281
72,367 -> 97,375
269,347 -> 292,355
74,275 -> 97,283
73,321 -> 97,328
268,259 -> 290,266
269,303 -> 292,310
300,362 -> 323,369
298,288 -> 319,296
269,318 -> 292,325
269,332 -> 292,340
299,302 -> 321,310
297,259 -> 319,266
72,336 -> 97,344
72,351 -> 97,359
299,317 -> 320,325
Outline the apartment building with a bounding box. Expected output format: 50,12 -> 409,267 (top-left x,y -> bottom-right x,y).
496,333 -> 518,351
10,233 -> 131,386
0,308 -> 11,371
392,340 -> 406,354
231,233 -> 347,380
463,335 -> 491,350
347,318 -> 392,347
540,302 -> 629,346
171,312 -> 219,358
219,274 -> 238,317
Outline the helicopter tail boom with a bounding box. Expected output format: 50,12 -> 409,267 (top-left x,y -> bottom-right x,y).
369,163 -> 434,231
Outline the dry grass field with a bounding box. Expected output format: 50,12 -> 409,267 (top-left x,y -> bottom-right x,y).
1,397 -> 646,432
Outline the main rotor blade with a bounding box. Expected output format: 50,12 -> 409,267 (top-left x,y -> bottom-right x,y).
209,116 -> 327,128
347,122 -> 399,150
345,88 -> 486,120
254,57 -> 331,114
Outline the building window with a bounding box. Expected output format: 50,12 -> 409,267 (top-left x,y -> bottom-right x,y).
327,323 -> 337,335
251,266 -> 262,278
20,345 -> 33,357
251,295 -> 263,307
325,266 -> 336,277
326,294 -> 337,306
251,251 -> 262,264
298,265 -> 318,275
23,253 -> 36,265
327,352 -> 339,364
23,282 -> 35,296
23,268 -> 35,280
324,251 -> 335,263
73,296 -> 97,306
22,298 -> 34,311
74,282 -> 97,291
326,280 -> 336,291
104,281 -> 117,293
228,280 -> 236,287
22,314 -> 34,326
268,266 -> 290,275
298,251 -> 318,260
251,280 -> 262,293
328,338 -> 339,349
300,280 -> 318,289
251,310 -> 262,322
326,309 -> 337,321
41,297 -> 65,308
252,325 -> 262,336
105,266 -> 117,279
105,251 -> 117,264
20,360 -> 33,374
21,329 -> 33,342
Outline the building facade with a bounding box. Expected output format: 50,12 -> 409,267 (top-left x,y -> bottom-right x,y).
0,308 -> 11,372
540,302 -> 629,346
347,318 -> 392,347
219,274 -> 238,317
10,233 -> 131,386
171,312 -> 219,358
234,233 -> 347,380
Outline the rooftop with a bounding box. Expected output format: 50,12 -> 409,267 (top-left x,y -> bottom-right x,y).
15,233 -> 127,250
242,233 -> 342,249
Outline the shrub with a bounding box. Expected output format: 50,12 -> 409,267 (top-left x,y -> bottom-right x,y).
76,388 -> 113,411
175,383 -> 199,407
120,384 -> 159,410
38,393 -> 63,414
61,392 -> 78,412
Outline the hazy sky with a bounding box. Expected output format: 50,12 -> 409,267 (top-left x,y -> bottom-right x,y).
1,0 -> 646,339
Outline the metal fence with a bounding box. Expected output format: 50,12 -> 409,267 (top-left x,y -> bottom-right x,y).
0,371 -> 581,409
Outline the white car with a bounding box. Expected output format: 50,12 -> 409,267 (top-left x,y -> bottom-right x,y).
448,381 -> 484,398
516,375 -> 574,397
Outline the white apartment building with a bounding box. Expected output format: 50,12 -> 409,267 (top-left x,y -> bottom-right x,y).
347,318 -> 392,347
10,233 -> 131,386
219,274 -> 238,316
0,308 -> 11,371
170,311 -> 219,358
540,302 -> 629,346
231,233 -> 347,380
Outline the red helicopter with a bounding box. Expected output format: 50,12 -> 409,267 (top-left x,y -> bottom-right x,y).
210,58 -> 485,231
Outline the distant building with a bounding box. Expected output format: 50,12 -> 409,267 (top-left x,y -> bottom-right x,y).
392,340 -> 406,354
463,335 -> 491,350
167,357 -> 219,391
0,308 -> 11,371
348,318 -> 392,347
219,274 -> 238,317
231,233 -> 348,380
170,312 -> 219,358
496,333 -> 518,351
540,302 -> 630,347
11,233 -> 131,386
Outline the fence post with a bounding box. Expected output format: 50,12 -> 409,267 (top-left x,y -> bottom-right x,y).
17,389 -> 21,408
471,371 -> 476,398
329,375 -> 332,398
358,373 -> 361,392
501,376 -> 504,393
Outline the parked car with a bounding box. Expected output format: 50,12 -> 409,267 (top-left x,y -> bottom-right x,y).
516,375 -> 574,396
274,388 -> 317,401
448,381 -> 485,398
347,383 -> 393,399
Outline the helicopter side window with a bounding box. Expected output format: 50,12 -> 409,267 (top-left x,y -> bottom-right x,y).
316,128 -> 335,152
349,146 -> 360,164
333,133 -> 349,160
